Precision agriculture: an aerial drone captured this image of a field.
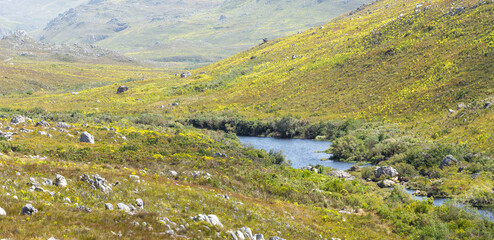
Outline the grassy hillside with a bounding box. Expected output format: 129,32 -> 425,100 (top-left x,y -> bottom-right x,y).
0,115 -> 492,239
5,0 -> 493,152
39,0 -> 370,65
0,0 -> 86,34
0,0 -> 494,238
0,31 -> 167,95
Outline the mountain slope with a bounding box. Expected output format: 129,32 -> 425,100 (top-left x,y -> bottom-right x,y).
0,31 -> 163,95
0,0 -> 86,35
4,0 -> 492,152
38,0 -> 370,65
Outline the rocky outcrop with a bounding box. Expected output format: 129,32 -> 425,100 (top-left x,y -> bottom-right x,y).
54,174 -> 68,187
11,115 -> 26,125
21,204 -> 37,216
80,174 -> 112,193
328,170 -> 354,180
378,179 -> 395,188
193,214 -> 223,228
440,155 -> 458,169
117,86 -> 129,94
374,166 -> 399,178
80,132 -> 95,144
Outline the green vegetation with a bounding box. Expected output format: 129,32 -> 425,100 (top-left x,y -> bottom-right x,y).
39,0 -> 370,65
0,115 -> 493,239
0,0 -> 493,238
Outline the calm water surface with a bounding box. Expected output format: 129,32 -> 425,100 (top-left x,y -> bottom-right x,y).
238,136 -> 354,170
239,136 -> 494,222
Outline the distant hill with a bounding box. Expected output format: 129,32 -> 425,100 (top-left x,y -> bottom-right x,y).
38,0 -> 370,65
0,0 -> 87,35
1,0 -> 493,152
0,31 -> 162,95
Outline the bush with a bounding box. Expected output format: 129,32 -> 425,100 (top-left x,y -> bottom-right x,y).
329,135 -> 367,161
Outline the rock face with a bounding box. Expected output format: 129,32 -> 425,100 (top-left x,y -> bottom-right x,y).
0,207 -> 6,216
56,122 -> 71,128
117,203 -> 131,212
180,72 -> 192,78
80,174 -> 112,193
35,121 -> 50,127
240,227 -> 253,240
80,132 -> 95,144
440,155 -> 458,169
21,204 -> 37,215
54,174 -> 68,187
136,198 -> 144,209
105,203 -> 114,210
374,166 -> 399,178
117,86 -> 129,94
378,179 -> 395,188
193,214 -> 223,228
11,115 -> 26,125
328,170 -> 354,180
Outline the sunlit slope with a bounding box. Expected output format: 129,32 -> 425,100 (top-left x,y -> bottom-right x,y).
1,0 -> 493,151
0,0 -> 86,34
39,0 -> 370,64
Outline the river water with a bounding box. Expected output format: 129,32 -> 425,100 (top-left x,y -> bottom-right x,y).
238,136 -> 494,222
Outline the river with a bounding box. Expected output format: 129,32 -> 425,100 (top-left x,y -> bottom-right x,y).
238,136 -> 494,222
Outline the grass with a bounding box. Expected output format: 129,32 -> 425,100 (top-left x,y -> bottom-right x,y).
0,0 -> 493,238
38,0 -> 371,64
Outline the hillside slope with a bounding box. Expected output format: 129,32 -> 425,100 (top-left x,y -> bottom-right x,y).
4,0 -> 492,152
38,0 -> 370,65
0,0 -> 86,35
0,31 -> 163,95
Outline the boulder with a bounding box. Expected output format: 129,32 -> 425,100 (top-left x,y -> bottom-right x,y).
129,175 -> 140,181
255,234 -> 265,240
457,103 -> 465,110
269,237 -> 285,240
440,155 -> 458,169
485,102 -> 492,109
328,170 -> 354,180
42,179 -> 53,186
374,166 -> 399,178
136,198 -> 144,209
378,179 -> 395,188
0,207 -> 6,216
80,174 -> 112,193
193,214 -> 223,228
10,115 -> 26,125
236,231 -> 245,240
56,122 -> 71,128
168,170 -> 178,177
117,86 -> 129,94
76,204 -> 92,213
80,132 -> 95,144
21,204 -> 37,215
228,231 -> 239,240
105,203 -> 114,210
117,203 -> 131,213
240,227 -> 253,239
54,174 -> 67,187
180,72 -> 192,78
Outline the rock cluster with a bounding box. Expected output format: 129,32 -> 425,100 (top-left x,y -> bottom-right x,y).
374,166 -> 399,178
80,174 -> 112,193
440,155 -> 458,169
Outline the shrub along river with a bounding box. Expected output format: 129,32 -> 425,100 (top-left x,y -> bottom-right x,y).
238,136 -> 494,222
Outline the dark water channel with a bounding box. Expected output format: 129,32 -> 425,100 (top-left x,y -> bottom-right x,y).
238,136 -> 494,222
